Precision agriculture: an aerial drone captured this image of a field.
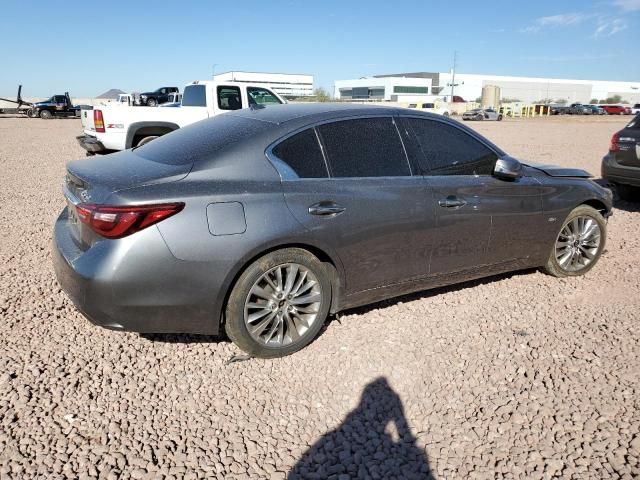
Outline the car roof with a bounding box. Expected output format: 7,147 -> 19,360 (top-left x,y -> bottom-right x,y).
228,103 -> 403,125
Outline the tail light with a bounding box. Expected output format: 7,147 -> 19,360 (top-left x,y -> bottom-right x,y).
75,202 -> 184,239
94,109 -> 105,133
609,132 -> 619,152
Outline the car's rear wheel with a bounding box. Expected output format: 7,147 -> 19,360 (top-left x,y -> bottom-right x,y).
498,114 -> 503,121
615,183 -> 639,201
543,205 -> 606,277
225,248 -> 332,358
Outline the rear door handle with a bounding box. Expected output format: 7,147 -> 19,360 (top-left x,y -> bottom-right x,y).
308,201 -> 346,216
438,196 -> 467,209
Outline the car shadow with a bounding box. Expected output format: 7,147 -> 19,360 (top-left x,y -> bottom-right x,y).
288,377 -> 434,480
594,178 -> 640,213
141,269 -> 537,346
332,268 -> 537,321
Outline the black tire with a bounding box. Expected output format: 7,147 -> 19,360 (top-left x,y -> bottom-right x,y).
225,248 -> 332,358
40,110 -> 53,119
135,136 -> 159,147
542,205 -> 606,278
476,114 -> 484,121
146,98 -> 157,107
615,183 -> 640,202
442,112 -> 450,117
498,114 -> 503,121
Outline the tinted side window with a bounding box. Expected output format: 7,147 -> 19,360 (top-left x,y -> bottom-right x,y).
247,87 -> 283,105
272,129 -> 328,178
407,118 -> 498,175
318,118 -> 410,178
182,85 -> 207,107
218,86 -> 242,110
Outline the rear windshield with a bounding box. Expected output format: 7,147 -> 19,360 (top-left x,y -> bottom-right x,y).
626,114 -> 639,129
134,114 -> 273,165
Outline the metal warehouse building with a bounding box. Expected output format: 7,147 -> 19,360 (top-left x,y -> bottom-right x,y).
213,71 -> 314,99
335,72 -> 640,104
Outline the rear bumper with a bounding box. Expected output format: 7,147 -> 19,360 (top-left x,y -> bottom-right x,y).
76,135 -> 106,153
52,208 -> 221,335
602,153 -> 640,187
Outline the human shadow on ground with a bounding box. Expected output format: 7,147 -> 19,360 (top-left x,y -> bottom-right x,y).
288,377 -> 434,480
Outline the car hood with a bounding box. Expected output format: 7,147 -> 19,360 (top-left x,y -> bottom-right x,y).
524,161 -> 592,178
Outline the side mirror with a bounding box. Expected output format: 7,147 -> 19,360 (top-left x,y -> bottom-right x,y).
494,157 -> 522,180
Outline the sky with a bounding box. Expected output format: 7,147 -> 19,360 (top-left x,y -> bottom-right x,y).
1,0 -> 639,98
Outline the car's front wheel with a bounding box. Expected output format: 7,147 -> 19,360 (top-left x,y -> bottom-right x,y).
225,248 -> 332,358
543,205 -> 606,277
146,98 -> 157,107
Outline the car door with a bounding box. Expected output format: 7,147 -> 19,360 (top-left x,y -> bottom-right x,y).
403,116 -> 545,274
272,117 -> 435,294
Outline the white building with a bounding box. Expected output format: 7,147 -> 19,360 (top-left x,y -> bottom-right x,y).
334,72 -> 640,104
213,71 -> 314,98
334,77 -> 433,101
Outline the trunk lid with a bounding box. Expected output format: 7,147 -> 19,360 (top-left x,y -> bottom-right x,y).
64,150 -> 192,249
80,107 -> 95,133
615,119 -> 640,167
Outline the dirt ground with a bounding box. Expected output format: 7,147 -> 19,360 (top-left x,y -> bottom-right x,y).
0,115 -> 638,479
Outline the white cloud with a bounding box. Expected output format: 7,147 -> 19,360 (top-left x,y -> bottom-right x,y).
613,0 -> 640,11
521,12 -> 594,33
593,18 -> 628,37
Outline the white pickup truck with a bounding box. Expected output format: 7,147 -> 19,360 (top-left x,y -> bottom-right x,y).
77,81 -> 285,154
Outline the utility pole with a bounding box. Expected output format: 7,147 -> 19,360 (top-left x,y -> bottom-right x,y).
450,51 -> 457,102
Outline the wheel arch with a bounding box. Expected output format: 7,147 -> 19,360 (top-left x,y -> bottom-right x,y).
219,241 -> 345,330
580,198 -> 611,217
125,121 -> 180,148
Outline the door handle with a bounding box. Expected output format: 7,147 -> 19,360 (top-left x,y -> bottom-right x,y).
308,202 -> 346,216
438,196 -> 467,209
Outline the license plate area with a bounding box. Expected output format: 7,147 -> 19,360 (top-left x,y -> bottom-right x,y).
67,200 -> 79,225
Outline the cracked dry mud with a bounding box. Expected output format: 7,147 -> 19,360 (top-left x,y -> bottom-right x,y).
0,115 -> 638,479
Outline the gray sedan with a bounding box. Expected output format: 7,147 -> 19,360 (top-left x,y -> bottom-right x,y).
53,104 -> 612,358
463,108 -> 503,121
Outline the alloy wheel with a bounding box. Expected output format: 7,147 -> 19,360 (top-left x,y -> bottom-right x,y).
555,216 -> 602,272
244,263 -> 322,347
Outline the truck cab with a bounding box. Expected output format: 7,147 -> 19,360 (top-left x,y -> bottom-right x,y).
78,81 -> 285,154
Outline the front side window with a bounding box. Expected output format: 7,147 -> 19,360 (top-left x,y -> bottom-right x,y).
272,129 -> 328,178
181,85 -> 207,107
406,118 -> 498,176
247,87 -> 282,105
218,86 -> 242,110
318,118 -> 411,178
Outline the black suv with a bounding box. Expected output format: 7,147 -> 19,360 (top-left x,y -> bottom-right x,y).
602,114 -> 640,200
139,87 -> 179,107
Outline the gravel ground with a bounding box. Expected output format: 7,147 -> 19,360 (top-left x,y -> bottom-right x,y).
0,115 -> 639,479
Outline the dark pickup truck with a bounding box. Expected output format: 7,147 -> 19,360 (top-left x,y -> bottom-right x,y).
30,93 -> 84,119
138,87 -> 179,106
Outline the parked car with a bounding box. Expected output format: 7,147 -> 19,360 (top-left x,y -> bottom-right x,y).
550,104 -> 571,115
567,103 -> 591,115
632,104 -> 640,115
138,87 -> 179,107
406,102 -> 450,116
462,108 -> 503,121
600,105 -> 627,115
602,114 -> 640,200
54,104 -> 613,358
159,92 -> 182,107
586,105 -> 606,115
77,81 -> 285,154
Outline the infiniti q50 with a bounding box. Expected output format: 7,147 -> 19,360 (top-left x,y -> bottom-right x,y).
53,104 -> 612,358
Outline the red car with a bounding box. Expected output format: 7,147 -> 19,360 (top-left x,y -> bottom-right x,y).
600,105 -> 627,115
